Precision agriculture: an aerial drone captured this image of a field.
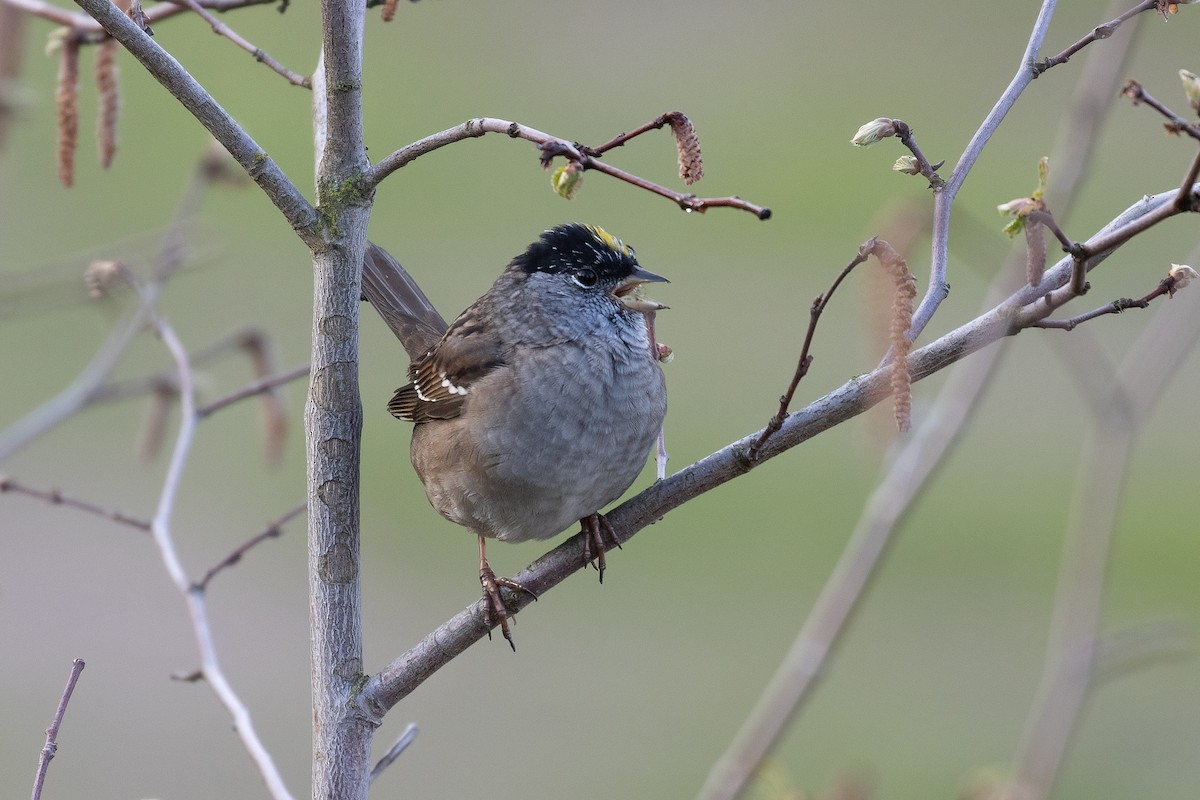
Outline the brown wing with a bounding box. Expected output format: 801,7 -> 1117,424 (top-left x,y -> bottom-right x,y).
387,302 -> 507,422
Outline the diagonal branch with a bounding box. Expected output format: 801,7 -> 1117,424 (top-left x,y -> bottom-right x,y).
30,658 -> 86,800
71,0 -> 320,247
357,184 -> 1195,721
176,0 -> 311,87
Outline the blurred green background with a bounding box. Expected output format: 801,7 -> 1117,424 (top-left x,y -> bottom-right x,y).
3,2 -> 1200,798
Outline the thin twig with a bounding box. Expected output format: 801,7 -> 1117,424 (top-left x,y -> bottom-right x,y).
1,477 -> 151,531
194,502 -> 306,590
1031,272 -> 1181,329
369,723 -> 419,784
176,0 -> 311,87
1033,0 -> 1157,73
587,112 -> 685,155
197,363 -> 310,417
1120,79 -> 1200,140
30,658 -> 85,800
0,0 -> 280,41
748,242 -> 872,460
1175,147 -> 1200,210
366,117 -> 770,219
892,119 -> 945,187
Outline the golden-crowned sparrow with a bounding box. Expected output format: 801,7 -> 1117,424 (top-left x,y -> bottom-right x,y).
362,223 -> 668,648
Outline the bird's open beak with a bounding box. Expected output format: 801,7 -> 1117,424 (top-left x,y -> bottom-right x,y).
614,266 -> 669,312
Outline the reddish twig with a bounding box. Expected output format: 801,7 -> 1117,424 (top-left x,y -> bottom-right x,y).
367,117 -> 770,219
892,119 -> 945,187
1033,0 -> 1158,73
747,240 -> 873,460
1025,209 -> 1088,292
1120,79 -> 1200,141
585,111 -> 704,184
1032,269 -> 1191,330
30,658 -> 86,800
194,502 -> 306,590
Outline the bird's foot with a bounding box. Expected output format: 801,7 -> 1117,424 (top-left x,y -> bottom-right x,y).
581,513 -> 621,584
479,563 -> 536,651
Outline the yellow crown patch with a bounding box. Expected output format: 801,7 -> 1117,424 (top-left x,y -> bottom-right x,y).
586,225 -> 633,258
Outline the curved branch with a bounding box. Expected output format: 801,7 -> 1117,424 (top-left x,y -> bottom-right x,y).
71,0 -> 321,247
358,185 -> 1190,720
915,0 -> 1059,341
366,117 -> 771,218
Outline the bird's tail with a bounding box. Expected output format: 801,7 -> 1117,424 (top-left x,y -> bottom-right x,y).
361,241 -> 448,359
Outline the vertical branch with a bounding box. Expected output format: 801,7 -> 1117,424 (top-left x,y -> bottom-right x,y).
308,2 -> 374,799
150,313 -> 294,800
914,0 -> 1058,340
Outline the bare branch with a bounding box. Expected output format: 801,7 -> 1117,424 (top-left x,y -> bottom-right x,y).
308,3 -> 373,799
194,502 -> 305,590
369,723 -> 419,784
70,0 -> 320,247
1,477 -> 151,531
915,0 -> 1059,342
30,659 -> 85,800
176,0 -> 311,88
196,362 -> 310,417
1031,268 -> 1189,329
1120,78 -> 1200,141
1033,0 -> 1158,72
366,117 -> 770,218
146,309 -> 294,800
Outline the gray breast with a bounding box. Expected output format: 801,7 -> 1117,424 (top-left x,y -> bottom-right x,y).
451,323 -> 666,542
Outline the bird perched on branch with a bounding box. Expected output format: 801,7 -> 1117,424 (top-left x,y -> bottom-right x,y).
362,224 -> 669,648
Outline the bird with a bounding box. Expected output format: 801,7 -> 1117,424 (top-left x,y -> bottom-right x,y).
361,223 -> 669,648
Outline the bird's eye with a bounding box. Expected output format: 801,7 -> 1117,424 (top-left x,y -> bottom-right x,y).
572,268 -> 598,288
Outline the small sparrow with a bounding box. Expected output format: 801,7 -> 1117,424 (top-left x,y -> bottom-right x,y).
362,224 -> 668,648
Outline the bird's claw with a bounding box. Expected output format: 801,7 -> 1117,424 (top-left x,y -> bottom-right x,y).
581,513 -> 620,584
479,564 -> 536,651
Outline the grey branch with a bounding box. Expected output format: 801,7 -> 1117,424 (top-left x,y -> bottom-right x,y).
30,659 -> 85,800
